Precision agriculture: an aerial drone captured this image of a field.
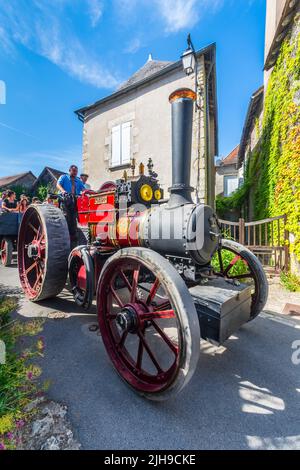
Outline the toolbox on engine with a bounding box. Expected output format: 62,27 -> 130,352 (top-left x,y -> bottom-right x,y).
189,278 -> 252,345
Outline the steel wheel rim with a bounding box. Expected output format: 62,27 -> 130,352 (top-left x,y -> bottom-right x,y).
18,209 -> 46,299
98,258 -> 183,394
1,240 -> 7,265
213,246 -> 258,307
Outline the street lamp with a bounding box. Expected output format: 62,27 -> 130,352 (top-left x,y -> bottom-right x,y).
181,34 -> 196,76
181,34 -> 199,113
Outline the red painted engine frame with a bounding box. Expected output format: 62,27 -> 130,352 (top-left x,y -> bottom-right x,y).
76,187 -> 148,250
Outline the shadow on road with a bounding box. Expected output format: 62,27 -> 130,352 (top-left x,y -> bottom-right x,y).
34,289 -> 97,316
0,281 -> 23,297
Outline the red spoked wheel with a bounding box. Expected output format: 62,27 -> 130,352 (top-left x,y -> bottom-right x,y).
97,247 -> 200,400
68,246 -> 94,309
18,205 -> 70,301
212,239 -> 269,320
1,238 -> 13,267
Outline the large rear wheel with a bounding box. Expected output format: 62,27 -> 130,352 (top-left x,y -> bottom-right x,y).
97,247 -> 200,400
18,205 -> 70,301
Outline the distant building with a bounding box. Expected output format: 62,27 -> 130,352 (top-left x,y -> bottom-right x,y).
215,145 -> 240,198
238,86 -> 264,217
0,167 -> 65,195
32,167 -> 65,193
75,45 -> 218,206
0,172 -> 36,191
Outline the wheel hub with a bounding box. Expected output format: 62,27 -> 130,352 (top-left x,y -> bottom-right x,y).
116,307 -> 138,333
27,243 -> 39,259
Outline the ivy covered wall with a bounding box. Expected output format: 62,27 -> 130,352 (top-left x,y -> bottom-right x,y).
217,20 -> 300,262
254,23 -> 300,260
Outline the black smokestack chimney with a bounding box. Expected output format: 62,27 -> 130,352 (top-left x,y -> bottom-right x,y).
168,88 -> 196,207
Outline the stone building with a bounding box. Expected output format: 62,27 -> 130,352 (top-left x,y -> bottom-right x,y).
0,172 -> 36,191
237,0 -> 300,272
75,45 -> 218,207
0,167 -> 65,195
215,145 -> 240,198
32,167 -> 64,193
238,0 -> 299,175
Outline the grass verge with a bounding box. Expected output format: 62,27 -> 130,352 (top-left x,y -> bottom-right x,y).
280,272 -> 300,293
0,296 -> 47,450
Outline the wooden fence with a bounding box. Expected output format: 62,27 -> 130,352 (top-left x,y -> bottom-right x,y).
218,215 -> 289,274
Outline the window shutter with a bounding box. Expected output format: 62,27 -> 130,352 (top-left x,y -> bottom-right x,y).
111,125 -> 121,167
224,176 -> 239,197
121,122 -> 131,164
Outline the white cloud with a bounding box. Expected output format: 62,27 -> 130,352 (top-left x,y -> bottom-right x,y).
0,26 -> 15,55
21,146 -> 82,167
87,0 -> 104,27
155,0 -> 199,33
154,0 -> 223,33
0,121 -> 39,141
0,0 -> 225,88
115,0 -> 224,34
0,0 -> 120,89
124,37 -> 142,54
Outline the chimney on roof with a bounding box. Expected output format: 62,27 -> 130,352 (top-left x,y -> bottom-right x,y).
147,53 -> 153,62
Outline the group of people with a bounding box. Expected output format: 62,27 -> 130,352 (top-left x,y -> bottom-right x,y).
0,165 -> 91,215
0,190 -> 41,214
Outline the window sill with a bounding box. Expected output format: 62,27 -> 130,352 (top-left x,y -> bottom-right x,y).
109,164 -> 131,172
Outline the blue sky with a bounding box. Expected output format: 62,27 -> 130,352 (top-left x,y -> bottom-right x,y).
0,0 -> 266,178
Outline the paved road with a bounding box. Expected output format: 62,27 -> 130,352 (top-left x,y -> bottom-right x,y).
1,264 -> 300,450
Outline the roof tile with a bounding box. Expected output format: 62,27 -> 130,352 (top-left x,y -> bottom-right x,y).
221,145 -> 239,166
118,59 -> 173,91
0,172 -> 35,188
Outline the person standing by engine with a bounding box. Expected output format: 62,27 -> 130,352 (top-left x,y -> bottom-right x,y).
56,165 -> 85,196
56,165 -> 85,247
80,173 -> 91,190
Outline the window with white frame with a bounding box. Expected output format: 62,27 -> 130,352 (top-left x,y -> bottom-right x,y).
111,122 -> 131,168
224,175 -> 239,197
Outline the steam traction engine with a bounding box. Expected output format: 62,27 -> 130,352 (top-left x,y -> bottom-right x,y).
17,89 -> 268,400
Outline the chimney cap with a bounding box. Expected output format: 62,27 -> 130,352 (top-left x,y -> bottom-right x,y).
169,88 -> 197,103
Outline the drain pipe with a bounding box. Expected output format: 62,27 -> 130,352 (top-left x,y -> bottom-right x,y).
205,52 -> 215,207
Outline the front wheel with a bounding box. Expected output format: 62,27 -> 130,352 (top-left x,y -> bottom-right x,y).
97,247 -> 200,401
68,246 -> 94,310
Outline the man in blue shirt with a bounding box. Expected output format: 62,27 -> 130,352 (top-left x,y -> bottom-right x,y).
57,165 -> 85,195
56,165 -> 85,248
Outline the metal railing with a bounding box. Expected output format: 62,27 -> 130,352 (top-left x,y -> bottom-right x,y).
218,215 -> 289,273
